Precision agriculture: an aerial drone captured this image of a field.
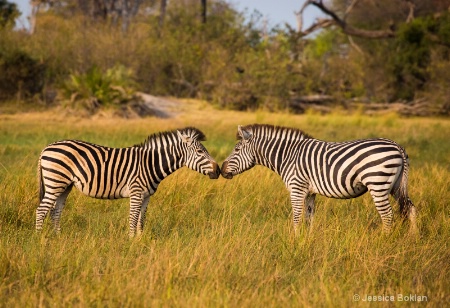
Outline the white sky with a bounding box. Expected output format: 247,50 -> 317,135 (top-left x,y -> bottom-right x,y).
11,0 -> 322,31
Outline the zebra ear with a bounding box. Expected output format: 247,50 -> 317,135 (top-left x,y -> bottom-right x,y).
238,125 -> 252,141
177,130 -> 193,145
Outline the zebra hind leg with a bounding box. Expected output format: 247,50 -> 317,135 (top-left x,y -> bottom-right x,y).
368,187 -> 393,233
305,194 -> 316,230
36,192 -> 59,232
50,184 -> 73,233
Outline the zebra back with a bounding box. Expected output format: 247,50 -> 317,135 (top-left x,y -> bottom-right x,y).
39,127 -> 217,200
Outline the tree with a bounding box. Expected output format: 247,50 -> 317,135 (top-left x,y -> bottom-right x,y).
295,0 -> 450,101
201,0 -> 206,23
29,0 -> 147,33
159,0 -> 166,29
0,0 -> 19,29
296,0 -> 449,39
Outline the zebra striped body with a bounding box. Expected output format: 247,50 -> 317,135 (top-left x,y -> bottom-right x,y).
221,124 -> 417,233
37,127 -> 220,236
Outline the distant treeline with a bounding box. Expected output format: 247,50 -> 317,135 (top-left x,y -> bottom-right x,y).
0,0 -> 449,114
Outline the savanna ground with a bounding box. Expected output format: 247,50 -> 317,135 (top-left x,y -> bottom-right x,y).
1,102 -> 449,307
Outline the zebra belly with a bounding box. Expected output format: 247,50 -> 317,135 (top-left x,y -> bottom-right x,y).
73,176 -> 130,199
311,181 -> 368,199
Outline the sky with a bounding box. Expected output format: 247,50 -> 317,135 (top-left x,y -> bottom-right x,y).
231,0 -> 322,30
11,0 -> 323,31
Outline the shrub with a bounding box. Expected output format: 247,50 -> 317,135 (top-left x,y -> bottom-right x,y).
0,48 -> 45,101
60,64 -> 139,113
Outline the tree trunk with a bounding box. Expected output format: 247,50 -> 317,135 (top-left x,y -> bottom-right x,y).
201,0 -> 207,24
159,0 -> 167,30
121,0 -> 129,32
29,0 -> 40,34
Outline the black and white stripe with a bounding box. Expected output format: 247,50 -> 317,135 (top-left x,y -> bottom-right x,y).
221,124 -> 417,233
37,127 -> 220,237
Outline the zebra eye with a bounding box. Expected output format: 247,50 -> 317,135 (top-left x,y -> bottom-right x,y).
196,149 -> 204,155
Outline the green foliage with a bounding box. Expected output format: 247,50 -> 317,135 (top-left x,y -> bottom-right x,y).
301,30 -> 367,99
304,30 -> 342,59
434,12 -> 450,45
389,12 -> 450,101
391,18 -> 431,100
0,47 -> 45,101
0,0 -> 19,29
60,65 -> 138,112
0,0 -> 449,112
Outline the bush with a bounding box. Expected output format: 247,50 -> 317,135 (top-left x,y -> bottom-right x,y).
1,2 -> 448,114
0,49 -> 45,101
60,64 -> 139,113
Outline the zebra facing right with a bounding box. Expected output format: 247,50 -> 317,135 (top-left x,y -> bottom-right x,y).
37,127 -> 220,237
221,124 -> 417,234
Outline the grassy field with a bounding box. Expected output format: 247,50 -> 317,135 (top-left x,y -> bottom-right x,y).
1,104 -> 449,307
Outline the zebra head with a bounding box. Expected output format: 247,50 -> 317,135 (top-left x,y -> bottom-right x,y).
221,125 -> 256,179
177,128 -> 220,179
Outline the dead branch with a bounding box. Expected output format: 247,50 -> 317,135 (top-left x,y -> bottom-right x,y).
297,0 -> 398,39
301,18 -> 334,36
345,0 -> 359,16
347,35 -> 363,54
404,0 -> 415,23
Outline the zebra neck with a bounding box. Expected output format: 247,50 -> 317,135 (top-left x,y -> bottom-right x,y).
254,138 -> 299,176
142,144 -> 183,179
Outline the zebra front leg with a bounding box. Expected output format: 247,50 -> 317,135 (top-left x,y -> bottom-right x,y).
137,196 -> 150,237
129,193 -> 143,238
289,187 -> 308,236
50,185 -> 73,233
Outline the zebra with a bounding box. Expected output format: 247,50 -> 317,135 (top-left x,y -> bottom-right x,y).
36,127 -> 220,237
221,124 -> 417,234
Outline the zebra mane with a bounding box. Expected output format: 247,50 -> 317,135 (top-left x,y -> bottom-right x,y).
237,124 -> 312,141
137,127 -> 206,148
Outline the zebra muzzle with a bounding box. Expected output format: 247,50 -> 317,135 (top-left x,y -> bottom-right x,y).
220,161 -> 233,179
208,162 -> 220,179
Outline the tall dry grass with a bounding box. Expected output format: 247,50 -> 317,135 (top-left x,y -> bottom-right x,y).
0,106 -> 449,306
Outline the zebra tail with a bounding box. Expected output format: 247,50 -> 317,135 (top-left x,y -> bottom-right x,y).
398,146 -> 413,218
38,157 -> 45,204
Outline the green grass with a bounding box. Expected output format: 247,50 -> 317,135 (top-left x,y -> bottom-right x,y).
0,108 -> 449,306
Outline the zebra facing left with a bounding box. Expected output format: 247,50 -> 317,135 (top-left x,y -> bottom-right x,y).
37,127 -> 220,237
221,124 -> 417,234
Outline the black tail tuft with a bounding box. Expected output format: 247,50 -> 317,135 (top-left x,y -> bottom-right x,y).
38,158 -> 45,203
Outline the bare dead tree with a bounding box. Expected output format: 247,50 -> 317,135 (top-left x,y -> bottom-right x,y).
29,0 -> 40,34
28,0 -> 59,34
404,0 -> 415,23
295,0 -> 421,39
